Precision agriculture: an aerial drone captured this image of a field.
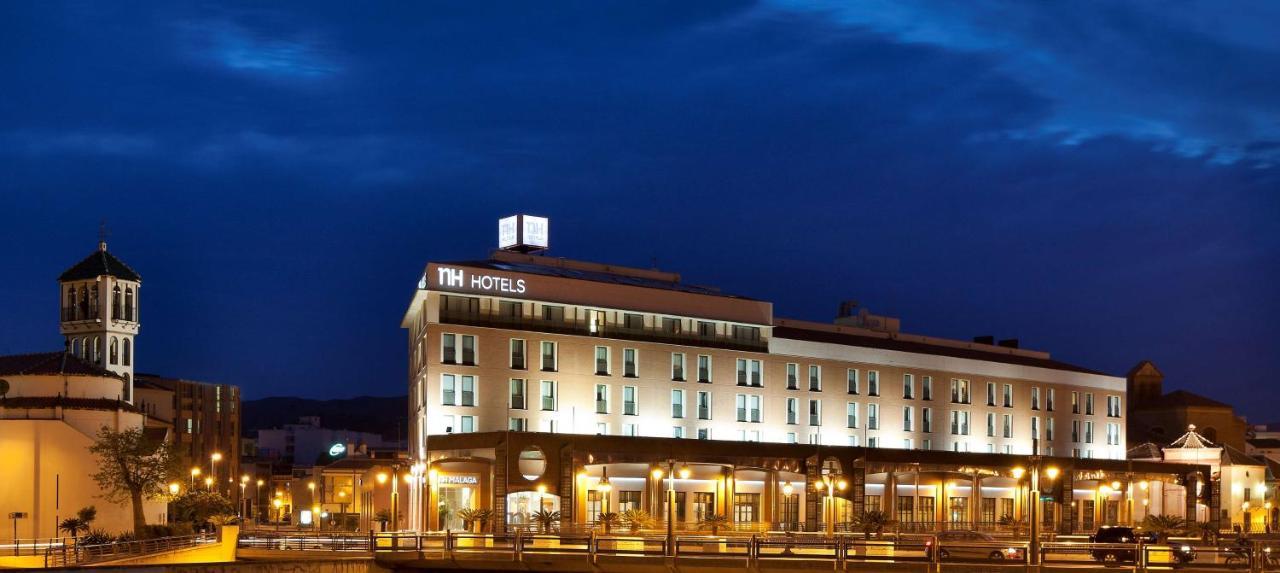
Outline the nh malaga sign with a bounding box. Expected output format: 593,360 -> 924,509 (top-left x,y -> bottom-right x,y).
436,266 -> 527,294
439,475 -> 479,485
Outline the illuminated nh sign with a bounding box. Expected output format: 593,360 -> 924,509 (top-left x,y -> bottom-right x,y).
437,266 -> 527,294
438,267 -> 463,288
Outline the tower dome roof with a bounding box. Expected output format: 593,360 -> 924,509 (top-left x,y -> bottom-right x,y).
58,242 -> 141,282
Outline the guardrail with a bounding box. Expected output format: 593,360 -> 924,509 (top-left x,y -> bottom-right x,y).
238,531 -> 373,552
43,533 -> 216,567
0,537 -> 70,557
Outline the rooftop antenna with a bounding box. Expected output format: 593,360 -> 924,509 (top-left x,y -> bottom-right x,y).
98,219 -> 109,251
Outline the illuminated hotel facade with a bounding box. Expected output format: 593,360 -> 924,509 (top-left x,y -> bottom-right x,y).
401,218 -> 1216,534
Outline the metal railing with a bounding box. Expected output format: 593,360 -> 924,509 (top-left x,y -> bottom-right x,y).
0,537 -> 70,557
438,309 -> 769,352
238,531 -> 372,552
44,533 -> 215,567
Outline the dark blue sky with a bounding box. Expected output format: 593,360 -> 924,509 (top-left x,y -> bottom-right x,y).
2,2 -> 1277,419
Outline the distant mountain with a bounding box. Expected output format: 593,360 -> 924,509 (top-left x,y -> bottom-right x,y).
241,395 -> 408,441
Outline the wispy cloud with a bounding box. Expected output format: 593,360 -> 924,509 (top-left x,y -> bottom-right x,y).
177,18 -> 341,79
0,131 -> 158,157
767,0 -> 1280,167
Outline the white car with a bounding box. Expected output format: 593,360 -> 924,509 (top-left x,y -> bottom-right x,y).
930,531 -> 1025,561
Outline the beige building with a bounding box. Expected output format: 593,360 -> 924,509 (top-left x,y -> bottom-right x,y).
395,221 -> 1184,534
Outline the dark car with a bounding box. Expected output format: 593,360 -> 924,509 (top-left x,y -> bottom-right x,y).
1089,526 -> 1196,565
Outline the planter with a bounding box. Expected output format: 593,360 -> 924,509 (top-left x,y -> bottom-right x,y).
455,536 -> 493,548
858,540 -> 896,557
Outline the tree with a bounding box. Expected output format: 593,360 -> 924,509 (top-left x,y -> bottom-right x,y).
620,509 -> 653,534
58,505 -> 98,539
531,509 -> 561,533
851,510 -> 896,539
598,512 -> 620,534
88,427 -> 180,533
171,491 -> 236,527
1142,514 -> 1187,542
375,509 -> 393,532
697,513 -> 731,536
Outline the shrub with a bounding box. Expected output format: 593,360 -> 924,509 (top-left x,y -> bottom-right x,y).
80,529 -> 115,546
620,509 -> 653,534
697,513 -> 730,535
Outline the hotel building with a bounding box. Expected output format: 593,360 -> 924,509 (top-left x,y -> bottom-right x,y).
401,218 -> 1217,534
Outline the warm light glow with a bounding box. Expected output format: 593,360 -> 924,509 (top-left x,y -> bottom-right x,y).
1243,501 -> 1251,510
312,505 -> 320,513
308,482 -> 316,491
679,464 -> 691,479
272,499 -> 283,509
1100,485 -> 1113,496
651,468 -> 664,480
1045,467 -> 1060,480
536,484 -> 547,494
338,490 -> 347,498
1111,480 -> 1121,490
1142,499 -> 1149,506
1259,484 -> 1267,494
782,482 -> 794,497
815,481 -> 825,491
576,471 -> 587,481
211,452 -> 223,462
257,479 -> 264,486
377,473 -> 389,485
275,490 -> 283,497
599,483 -> 612,493
837,479 -> 848,491
1139,480 -> 1149,491
241,475 -> 250,483
1266,502 -> 1273,510
204,477 -> 213,486
169,482 -> 180,495
428,469 -> 439,480
1011,467 -> 1025,479
191,467 -> 201,477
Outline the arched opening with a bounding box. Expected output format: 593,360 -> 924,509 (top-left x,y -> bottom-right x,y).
124,287 -> 135,321
78,286 -> 88,319
91,337 -> 101,364
123,339 -> 132,366
507,490 -> 560,531
518,447 -> 546,481
64,287 -> 75,321
112,285 -> 122,318
70,338 -> 80,357
90,285 -> 99,318
109,337 -> 119,365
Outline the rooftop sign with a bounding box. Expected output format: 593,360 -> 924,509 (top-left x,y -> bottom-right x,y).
498,215 -> 549,253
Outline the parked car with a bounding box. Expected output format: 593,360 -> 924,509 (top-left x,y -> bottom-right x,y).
928,531 -> 1025,561
1089,526 -> 1196,564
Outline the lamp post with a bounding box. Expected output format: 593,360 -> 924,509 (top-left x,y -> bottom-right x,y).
255,479 -> 264,523
190,467 -> 201,490
272,498 -> 283,532
599,468 -> 612,516
210,452 -> 223,495
338,490 -> 349,531
816,466 -> 846,537
204,477 -> 214,491
375,472 -> 388,532
239,475 -> 249,518
782,482 -> 795,530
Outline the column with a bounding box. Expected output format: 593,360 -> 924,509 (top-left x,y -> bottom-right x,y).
971,472 -> 981,530
885,467 -> 898,522
725,467 -> 737,523
763,470 -> 777,527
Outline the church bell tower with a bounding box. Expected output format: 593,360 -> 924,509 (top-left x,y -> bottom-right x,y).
58,239 -> 142,402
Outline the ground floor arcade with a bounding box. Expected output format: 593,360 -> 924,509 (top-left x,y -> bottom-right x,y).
404,432 -> 1214,535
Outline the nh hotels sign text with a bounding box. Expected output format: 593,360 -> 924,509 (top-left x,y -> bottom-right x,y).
437,266 -> 527,294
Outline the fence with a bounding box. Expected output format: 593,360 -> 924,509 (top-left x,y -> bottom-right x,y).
1,537 -> 69,557
238,531 -> 372,552
43,533 -> 215,567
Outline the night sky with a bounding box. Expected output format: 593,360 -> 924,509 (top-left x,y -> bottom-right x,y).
2,2 -> 1277,420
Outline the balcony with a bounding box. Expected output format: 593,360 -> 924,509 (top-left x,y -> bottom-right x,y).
438,308 -> 768,352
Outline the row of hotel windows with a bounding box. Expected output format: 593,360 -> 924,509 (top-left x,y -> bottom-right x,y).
436,375 -> 1122,447
438,333 -> 1123,417
62,284 -> 137,322
69,335 -> 132,367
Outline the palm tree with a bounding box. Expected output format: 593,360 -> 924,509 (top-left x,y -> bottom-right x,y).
374,509 -> 393,532
620,509 -> 653,534
1142,514 -> 1187,542
472,509 -> 494,533
1195,521 -> 1218,543
998,514 -> 1027,538
456,508 -> 479,532
531,509 -> 561,534
697,513 -> 731,536
852,510 -> 896,539
59,518 -> 87,540
597,512 -> 620,534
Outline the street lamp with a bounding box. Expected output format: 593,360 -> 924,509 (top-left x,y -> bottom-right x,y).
240,476 -> 249,518
169,482 -> 181,496
599,468 -> 612,515
816,465 -> 845,536
338,490 -> 349,530
255,479 -> 264,522
204,477 -> 214,490
190,467 -> 201,490
211,452 -> 223,494
272,498 -> 283,531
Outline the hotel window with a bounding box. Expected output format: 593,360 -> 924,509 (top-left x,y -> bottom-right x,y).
846,369 -> 859,394
1047,418 -> 1055,441
619,491 -> 642,512
697,391 -> 712,420
922,376 -> 932,400
786,364 -> 799,390
734,493 -> 760,523
903,406 -> 913,432
1031,387 -> 1041,410
951,379 -> 971,404
623,348 -> 638,377
595,346 -> 610,375
509,379 -> 526,409
624,386 -> 637,415
697,355 -> 711,383
1084,421 -> 1094,443
731,325 -> 760,342
443,414 -> 454,432
543,419 -> 557,433
1072,420 -> 1080,442
868,403 -> 879,430
786,398 -> 798,425
540,341 -> 557,371
808,432 -> 821,445
1031,416 -> 1040,441
951,411 -> 970,435
499,300 -> 522,317
846,402 -> 859,428
623,313 -> 644,329
1003,444 -> 1013,454
441,374 -> 457,405
1047,389 -> 1055,411
509,417 -> 527,431
623,423 -> 637,436
922,438 -> 932,450
1003,384 -> 1013,407
986,382 -> 996,406
588,310 -> 606,334
1085,393 -> 1095,415
1002,414 -> 1012,438
904,438 -> 913,449
809,400 -> 822,426
922,408 -> 932,433
541,304 -> 565,322
697,321 -> 716,336
540,380 -> 557,411
1072,391 -> 1080,414
867,436 -> 879,448
441,294 -> 479,314
986,413 -> 996,437
868,371 -> 880,396
697,428 -> 710,440
662,317 -> 682,333
1106,423 -> 1119,445
460,376 -> 475,406
746,429 -> 760,442
736,394 -> 761,423
596,422 -> 608,435
809,365 -> 822,391
749,360 -> 762,387
442,333 -> 457,363
671,353 -> 686,381
671,389 -> 685,419
459,415 -> 475,433
737,359 -> 748,386
510,339 -> 526,369
787,432 -> 798,444
1106,396 -> 1121,417
847,435 -> 859,447
672,426 -> 685,439
903,374 -> 914,399
595,384 -> 609,414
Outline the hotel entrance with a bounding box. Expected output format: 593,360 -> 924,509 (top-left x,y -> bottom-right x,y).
428,459 -> 491,531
